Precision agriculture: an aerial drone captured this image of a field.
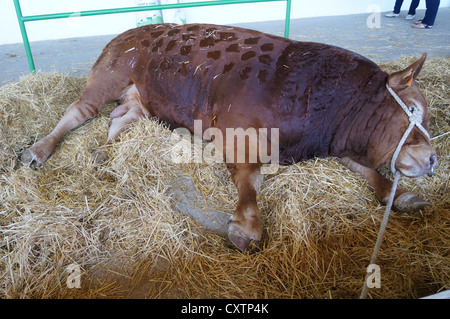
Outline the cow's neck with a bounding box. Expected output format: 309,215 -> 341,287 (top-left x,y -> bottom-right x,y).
329,76 -> 391,168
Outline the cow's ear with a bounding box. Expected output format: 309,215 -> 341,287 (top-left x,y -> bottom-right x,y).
388,52 -> 427,87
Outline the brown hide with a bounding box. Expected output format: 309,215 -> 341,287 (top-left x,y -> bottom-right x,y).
22,24 -> 436,251
92,24 -> 393,167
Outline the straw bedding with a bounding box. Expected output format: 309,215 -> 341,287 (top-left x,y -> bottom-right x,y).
0,56 -> 448,299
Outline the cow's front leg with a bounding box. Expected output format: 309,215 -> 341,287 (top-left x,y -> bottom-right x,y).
226,163 -> 264,252
340,157 -> 431,212
21,97 -> 102,168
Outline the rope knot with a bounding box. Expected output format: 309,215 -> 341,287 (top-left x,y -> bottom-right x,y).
409,110 -> 423,125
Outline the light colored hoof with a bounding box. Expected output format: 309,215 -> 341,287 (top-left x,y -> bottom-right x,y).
21,149 -> 43,169
227,220 -> 260,252
393,192 -> 431,212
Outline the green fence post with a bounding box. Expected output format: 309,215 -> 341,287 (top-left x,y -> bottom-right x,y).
284,0 -> 291,38
13,0 -> 36,72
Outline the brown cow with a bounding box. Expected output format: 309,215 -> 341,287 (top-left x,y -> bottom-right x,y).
21,24 -> 437,252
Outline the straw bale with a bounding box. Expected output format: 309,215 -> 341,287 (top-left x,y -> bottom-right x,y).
0,56 -> 449,299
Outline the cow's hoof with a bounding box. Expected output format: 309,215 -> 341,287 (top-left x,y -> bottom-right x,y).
228,222 -> 260,252
21,149 -> 43,170
393,192 -> 431,212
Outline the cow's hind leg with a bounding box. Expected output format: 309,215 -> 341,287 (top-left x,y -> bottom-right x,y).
106,85 -> 149,143
21,69 -> 131,168
91,84 -> 149,164
227,163 -> 264,252
340,157 -> 431,212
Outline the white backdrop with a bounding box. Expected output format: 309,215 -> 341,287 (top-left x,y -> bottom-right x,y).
1,0 -> 448,45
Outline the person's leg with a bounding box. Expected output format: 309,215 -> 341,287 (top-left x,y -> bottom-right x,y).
422,0 -> 440,26
393,0 -> 405,13
408,0 -> 420,15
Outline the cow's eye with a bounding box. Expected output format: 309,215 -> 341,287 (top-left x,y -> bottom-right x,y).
410,107 -> 415,113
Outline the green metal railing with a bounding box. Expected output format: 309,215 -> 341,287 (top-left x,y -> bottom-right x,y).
13,0 -> 292,73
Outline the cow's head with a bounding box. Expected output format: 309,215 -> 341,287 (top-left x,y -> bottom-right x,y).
371,53 -> 437,177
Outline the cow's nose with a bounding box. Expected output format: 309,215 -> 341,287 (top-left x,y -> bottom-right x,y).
428,153 -> 438,177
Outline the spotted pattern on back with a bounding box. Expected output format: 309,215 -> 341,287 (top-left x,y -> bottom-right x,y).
133,24 -> 289,96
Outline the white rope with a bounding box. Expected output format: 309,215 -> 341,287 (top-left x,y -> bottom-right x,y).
360,84 -> 431,299
360,171 -> 401,299
390,122 -> 416,173
386,84 -> 431,173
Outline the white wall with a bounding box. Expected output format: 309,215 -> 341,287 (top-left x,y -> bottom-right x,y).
1,0 -> 449,45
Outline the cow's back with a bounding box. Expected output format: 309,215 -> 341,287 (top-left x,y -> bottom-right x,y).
120,24 -> 293,132
99,24 -> 388,164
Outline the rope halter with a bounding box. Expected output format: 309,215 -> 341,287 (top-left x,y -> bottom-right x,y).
385,83 -> 431,174
361,83 -> 431,299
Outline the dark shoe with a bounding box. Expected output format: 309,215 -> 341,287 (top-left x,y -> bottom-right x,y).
412,22 -> 432,29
